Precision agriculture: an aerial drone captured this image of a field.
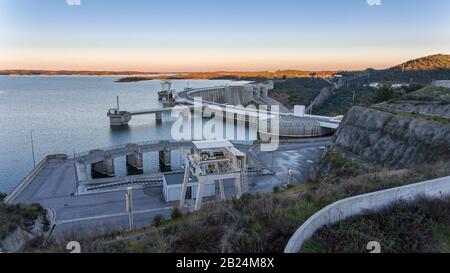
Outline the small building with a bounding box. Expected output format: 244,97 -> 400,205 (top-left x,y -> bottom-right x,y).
432,80 -> 450,88
294,105 -> 306,117
162,171 -> 215,202
391,83 -> 410,89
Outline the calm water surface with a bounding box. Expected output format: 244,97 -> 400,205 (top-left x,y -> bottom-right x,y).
0,76 -> 247,193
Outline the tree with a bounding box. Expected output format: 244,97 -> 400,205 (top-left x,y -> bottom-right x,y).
374,83 -> 394,103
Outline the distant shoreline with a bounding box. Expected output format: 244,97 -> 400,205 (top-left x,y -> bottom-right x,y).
0,70 -> 162,77
0,69 -> 338,82
115,71 -> 338,82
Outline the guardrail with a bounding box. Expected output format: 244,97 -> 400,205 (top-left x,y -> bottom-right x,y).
75,140 -> 254,162
284,175 -> 450,253
4,154 -> 68,204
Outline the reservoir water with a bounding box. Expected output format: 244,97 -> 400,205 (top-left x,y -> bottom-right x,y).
0,76 -> 248,194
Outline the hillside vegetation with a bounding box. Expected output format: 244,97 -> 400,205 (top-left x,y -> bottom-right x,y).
349,54 -> 450,85
268,78 -> 333,110
303,196 -> 450,253
268,54 -> 448,115
313,86 -> 376,116
0,200 -> 49,241
25,161 -> 450,253
392,54 -> 450,71
409,85 -> 450,99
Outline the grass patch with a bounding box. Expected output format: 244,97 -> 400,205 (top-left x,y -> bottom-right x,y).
330,154 -> 354,168
411,86 -> 450,97
371,106 -> 450,125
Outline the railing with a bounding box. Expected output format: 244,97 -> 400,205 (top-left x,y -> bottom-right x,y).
74,140 -> 254,163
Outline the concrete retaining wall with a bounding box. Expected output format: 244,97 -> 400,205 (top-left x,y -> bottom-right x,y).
284,175 -> 450,253
4,154 -> 68,204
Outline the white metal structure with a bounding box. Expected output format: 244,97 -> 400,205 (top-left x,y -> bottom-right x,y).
161,79 -> 172,92
163,171 -> 215,202
179,140 -> 247,211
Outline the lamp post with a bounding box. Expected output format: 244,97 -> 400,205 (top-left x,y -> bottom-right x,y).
73,148 -> 79,195
125,186 -> 134,231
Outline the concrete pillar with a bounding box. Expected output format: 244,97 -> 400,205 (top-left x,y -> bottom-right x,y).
159,148 -> 171,172
234,174 -> 242,199
91,157 -> 115,177
194,181 -> 205,211
156,112 -> 162,124
126,152 -> 143,170
203,107 -> 215,118
124,144 -> 143,174
179,165 -> 191,210
219,179 -> 226,201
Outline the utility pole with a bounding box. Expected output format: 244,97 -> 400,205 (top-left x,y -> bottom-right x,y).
287,169 -> 293,185
125,186 -> 134,231
73,148 -> 79,195
30,130 -> 36,169
271,151 -> 274,170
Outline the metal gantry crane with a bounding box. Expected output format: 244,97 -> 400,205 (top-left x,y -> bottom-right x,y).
179,140 -> 247,211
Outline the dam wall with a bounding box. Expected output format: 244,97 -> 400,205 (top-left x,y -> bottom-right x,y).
187,82 -> 272,106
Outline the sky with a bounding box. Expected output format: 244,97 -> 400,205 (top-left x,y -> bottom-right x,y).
0,0 -> 449,72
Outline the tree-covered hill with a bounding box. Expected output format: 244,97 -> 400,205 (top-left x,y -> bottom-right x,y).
392,54 -> 450,71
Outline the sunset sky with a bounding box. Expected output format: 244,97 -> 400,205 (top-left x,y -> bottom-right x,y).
0,0 -> 449,72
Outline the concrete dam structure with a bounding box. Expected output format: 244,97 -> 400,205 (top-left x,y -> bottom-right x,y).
186,83 -> 270,106
107,81 -> 342,138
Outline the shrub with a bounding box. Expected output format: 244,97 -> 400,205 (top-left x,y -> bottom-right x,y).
169,225 -> 225,253
303,196 -> 450,253
152,214 -> 164,227
273,186 -> 280,193
171,207 -> 182,220
374,83 -> 394,103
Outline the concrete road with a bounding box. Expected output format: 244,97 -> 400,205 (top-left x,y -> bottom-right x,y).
12,160 -> 174,237
249,140 -> 330,194
11,139 -> 330,239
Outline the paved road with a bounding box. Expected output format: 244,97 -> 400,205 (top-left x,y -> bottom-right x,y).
11,139 -> 330,239
249,140 -> 330,193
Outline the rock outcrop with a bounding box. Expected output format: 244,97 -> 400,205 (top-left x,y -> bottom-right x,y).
315,105 -> 450,178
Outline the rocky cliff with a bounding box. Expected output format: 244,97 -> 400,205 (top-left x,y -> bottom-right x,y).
315,105 -> 450,179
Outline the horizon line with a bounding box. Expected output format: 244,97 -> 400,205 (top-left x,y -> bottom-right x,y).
2,53 -> 446,73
